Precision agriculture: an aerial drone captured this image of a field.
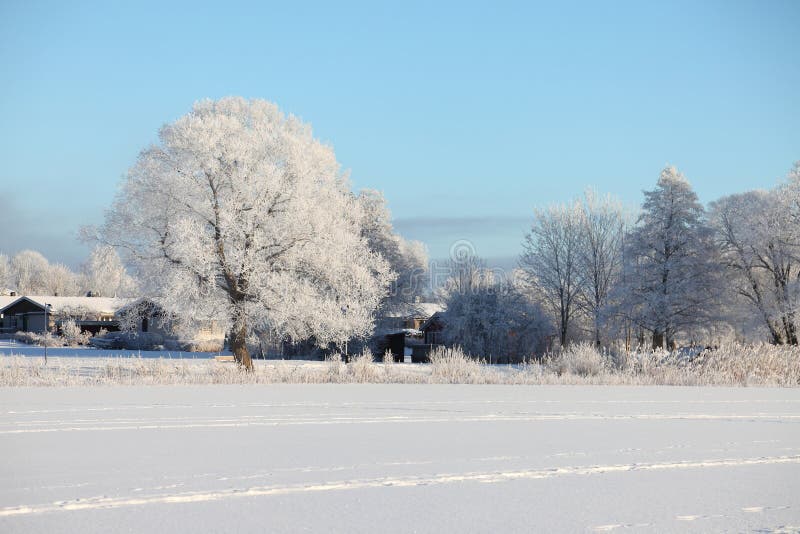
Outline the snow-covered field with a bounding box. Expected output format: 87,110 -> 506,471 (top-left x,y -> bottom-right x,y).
0,339 -> 225,359
3,340 -> 800,387
0,385 -> 798,532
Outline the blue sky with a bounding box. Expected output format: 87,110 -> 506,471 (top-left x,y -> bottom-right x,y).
1,0 -> 798,269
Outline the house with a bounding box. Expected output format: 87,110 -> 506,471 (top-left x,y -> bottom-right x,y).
375,301 -> 443,362
404,311 -> 448,362
107,298 -> 226,351
0,295 -> 131,335
381,301 -> 443,331
420,311 -> 445,345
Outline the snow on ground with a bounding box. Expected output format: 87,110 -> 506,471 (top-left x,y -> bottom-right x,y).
0,339 -> 228,359
0,385 -> 798,532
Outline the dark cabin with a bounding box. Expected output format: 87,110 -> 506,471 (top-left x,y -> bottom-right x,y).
0,298 -> 50,333
420,312 -> 445,345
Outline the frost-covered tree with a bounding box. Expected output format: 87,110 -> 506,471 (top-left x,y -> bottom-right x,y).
82,245 -> 137,297
575,190 -> 626,347
356,189 -> 428,304
92,97 -> 392,370
441,258 -> 550,362
0,254 -> 10,292
43,263 -> 80,297
622,167 -> 719,349
520,202 -> 582,347
10,250 -> 50,294
6,250 -> 81,296
711,170 -> 800,345
782,161 -> 800,257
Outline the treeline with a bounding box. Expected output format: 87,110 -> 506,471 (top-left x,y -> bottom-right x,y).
438,163 -> 800,360
0,246 -> 136,298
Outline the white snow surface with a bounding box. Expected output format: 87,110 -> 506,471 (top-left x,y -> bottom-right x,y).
1,385 -> 798,532
0,340 -> 227,359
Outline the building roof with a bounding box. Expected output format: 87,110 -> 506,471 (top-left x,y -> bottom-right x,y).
419,311 -> 446,332
383,302 -> 444,319
114,297 -> 166,316
0,296 -> 19,311
0,296 -> 134,315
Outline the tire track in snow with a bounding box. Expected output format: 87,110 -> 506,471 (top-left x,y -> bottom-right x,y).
1,413 -> 798,434
1,455 -> 798,517
6,397 -> 800,415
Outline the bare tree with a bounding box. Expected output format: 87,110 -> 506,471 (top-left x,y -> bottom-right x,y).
575,190 -> 626,347
711,187 -> 798,344
520,202 -> 582,347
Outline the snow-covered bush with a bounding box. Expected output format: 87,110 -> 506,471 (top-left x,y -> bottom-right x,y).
348,349 -> 380,383
545,343 -> 609,377
691,344 -> 800,386
1,343 -> 798,387
14,331 -> 67,347
325,353 -> 344,382
429,346 -> 483,383
440,257 -> 551,363
60,319 -> 91,346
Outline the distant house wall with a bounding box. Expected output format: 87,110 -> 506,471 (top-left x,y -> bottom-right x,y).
420,312 -> 445,346
1,297 -> 129,336
26,314 -> 47,333
116,299 -> 225,352
0,300 -> 50,333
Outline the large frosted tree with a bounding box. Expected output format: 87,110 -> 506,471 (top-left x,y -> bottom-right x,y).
94,97 -> 392,369
622,167 -> 719,349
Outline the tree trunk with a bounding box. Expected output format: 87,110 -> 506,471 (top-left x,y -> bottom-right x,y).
230,322 -> 253,371
652,330 -> 664,350
594,312 -> 601,348
665,331 -> 676,351
783,313 -> 798,345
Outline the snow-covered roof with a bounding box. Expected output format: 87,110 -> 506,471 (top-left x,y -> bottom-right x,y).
419,311 -> 445,331
0,296 -> 134,315
115,297 -> 159,314
383,302 -> 444,319
0,296 -> 19,311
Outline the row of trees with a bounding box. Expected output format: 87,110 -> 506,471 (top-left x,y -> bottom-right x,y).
11,96 -> 794,365
0,246 -> 137,298
512,164 -> 800,352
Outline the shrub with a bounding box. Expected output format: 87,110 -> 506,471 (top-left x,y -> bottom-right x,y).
325,353 -> 344,382
1,343 -> 799,387
429,346 -> 483,383
348,349 -> 380,383
545,343 -> 610,377
60,320 -> 91,346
